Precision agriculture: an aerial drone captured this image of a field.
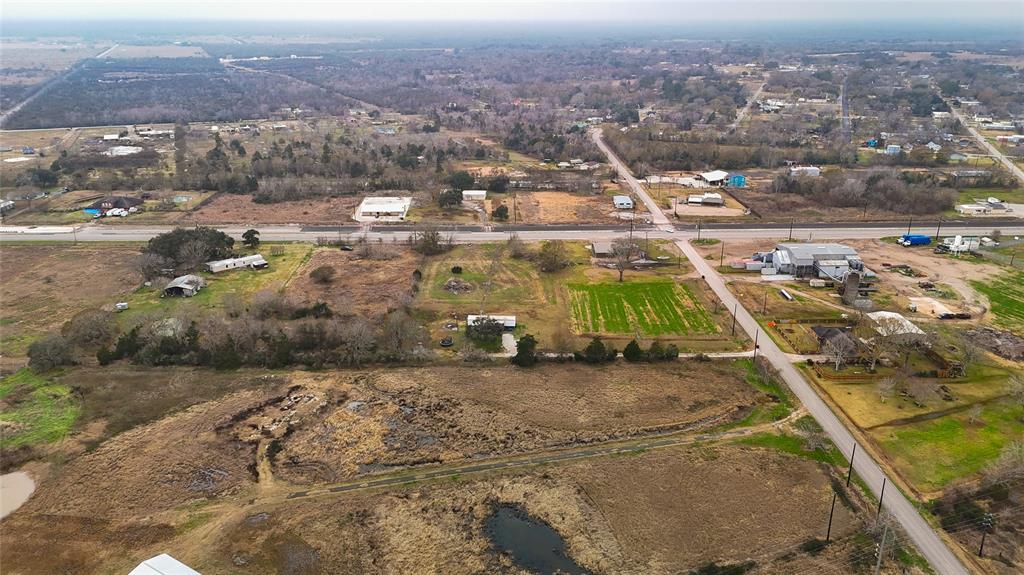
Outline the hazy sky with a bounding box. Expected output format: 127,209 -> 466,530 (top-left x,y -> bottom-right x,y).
2,0 -> 1021,22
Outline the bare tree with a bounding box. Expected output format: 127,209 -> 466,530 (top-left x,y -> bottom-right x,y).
823,334 -> 857,371
135,252 -> 173,281
337,318 -> 376,367
878,376 -> 898,402
611,237 -> 635,282
177,239 -> 210,272
379,309 -> 419,359
982,441 -> 1024,485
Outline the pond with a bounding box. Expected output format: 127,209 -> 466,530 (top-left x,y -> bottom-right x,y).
486,504 -> 590,575
0,471 -> 35,519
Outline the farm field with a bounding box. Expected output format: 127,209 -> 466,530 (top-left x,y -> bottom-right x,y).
0,369 -> 78,450
972,270 -> 1024,332
102,44 -> 210,58
0,243 -> 142,360
568,280 -> 717,336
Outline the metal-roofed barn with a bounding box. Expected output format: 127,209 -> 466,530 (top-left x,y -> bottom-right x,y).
354,197 -> 412,222
163,275 -> 206,297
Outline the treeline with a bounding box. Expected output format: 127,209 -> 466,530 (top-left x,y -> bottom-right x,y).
3,58 -> 348,129
770,170 -> 957,214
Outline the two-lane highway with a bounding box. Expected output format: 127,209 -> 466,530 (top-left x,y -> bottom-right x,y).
677,239 -> 969,575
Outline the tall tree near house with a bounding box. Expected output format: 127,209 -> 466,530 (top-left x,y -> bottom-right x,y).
611,237 -> 635,282
242,229 -> 260,249
823,334 -> 857,371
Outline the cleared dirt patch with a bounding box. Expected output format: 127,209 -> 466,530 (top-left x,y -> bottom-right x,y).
502,191 -> 624,224
288,247 -> 422,317
271,362 -> 764,484
191,194 -> 361,225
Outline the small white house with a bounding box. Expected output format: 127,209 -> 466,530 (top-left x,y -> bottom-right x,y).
613,195 -> 634,209
467,314 -> 517,329
788,166 -> 821,177
956,203 -> 992,215
102,134 -> 120,141
129,554 -> 201,575
354,197 -> 412,222
205,254 -> 268,273
461,189 -> 487,201
885,144 -> 902,155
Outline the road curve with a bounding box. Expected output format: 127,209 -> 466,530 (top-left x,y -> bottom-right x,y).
590,127 -> 674,230
676,239 -> 969,575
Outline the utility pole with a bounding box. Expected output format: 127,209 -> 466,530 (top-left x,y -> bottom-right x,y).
876,477 -> 887,519
788,219 -> 794,241
906,216 -> 913,235
762,288 -> 768,314
752,330 -> 759,361
846,444 -> 857,487
696,219 -> 702,241
719,241 -> 725,270
826,491 -> 838,541
934,217 -> 943,242
873,522 -> 891,575
731,303 -> 738,336
979,513 -> 994,557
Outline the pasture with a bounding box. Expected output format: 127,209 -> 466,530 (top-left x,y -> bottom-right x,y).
568,281 -> 717,336
972,270 -> 1024,332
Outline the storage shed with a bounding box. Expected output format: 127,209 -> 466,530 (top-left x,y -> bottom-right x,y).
354,197 -> 412,222
163,275 -> 206,298
461,189 -> 487,201
467,314 -> 517,329
613,195 -> 634,209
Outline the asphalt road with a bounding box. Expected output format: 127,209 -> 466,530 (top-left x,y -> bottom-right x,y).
676,239 -> 969,575
946,98 -> 1024,186
3,221 -> 1023,244
590,127 -> 674,230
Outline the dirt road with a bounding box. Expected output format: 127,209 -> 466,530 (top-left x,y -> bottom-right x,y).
267,408 -> 804,504
676,238 -> 969,575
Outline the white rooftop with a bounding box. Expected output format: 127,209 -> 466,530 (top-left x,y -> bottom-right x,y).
867,311 -> 925,336
358,197 -> 412,212
128,554 -> 201,575
699,170 -> 729,182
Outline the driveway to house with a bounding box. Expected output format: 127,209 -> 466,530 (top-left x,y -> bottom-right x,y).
676,238 -> 969,575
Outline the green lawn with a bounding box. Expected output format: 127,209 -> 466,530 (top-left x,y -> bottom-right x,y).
120,244 -> 312,318
872,401 -> 1023,493
568,280 -> 717,336
0,369 -> 79,448
971,270 -> 1024,332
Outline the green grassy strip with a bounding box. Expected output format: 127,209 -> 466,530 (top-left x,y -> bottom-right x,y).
0,369 -> 80,448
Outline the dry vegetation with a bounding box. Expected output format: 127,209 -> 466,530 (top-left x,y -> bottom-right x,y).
288,247 -> 422,317
191,194 -> 362,225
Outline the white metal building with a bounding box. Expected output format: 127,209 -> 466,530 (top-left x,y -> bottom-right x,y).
354,197 -> 412,222
205,254 -> 268,273
956,204 -> 992,215
613,195 -> 634,209
462,190 -> 487,201
788,166 -> 821,177
698,170 -> 730,186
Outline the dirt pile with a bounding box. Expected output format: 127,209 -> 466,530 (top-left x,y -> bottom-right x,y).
965,327 -> 1024,361
443,277 -> 475,294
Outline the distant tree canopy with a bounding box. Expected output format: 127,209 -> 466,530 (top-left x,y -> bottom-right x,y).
144,227 -> 235,270
446,170 -> 475,191
438,188 -> 463,208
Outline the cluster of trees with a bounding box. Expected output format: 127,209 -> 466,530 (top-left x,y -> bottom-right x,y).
770,170 -> 957,214
5,58 -> 347,130
137,227 -> 235,277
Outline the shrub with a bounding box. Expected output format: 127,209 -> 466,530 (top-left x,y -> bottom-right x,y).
578,336 -> 616,363
510,334 -> 539,367
466,317 -> 504,345
309,265 -> 336,284
28,334 -> 74,372
491,204 -> 509,221
623,339 -> 643,362
451,265 -> 463,274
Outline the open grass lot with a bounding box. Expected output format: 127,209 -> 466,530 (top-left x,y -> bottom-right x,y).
120,243 -> 312,318
0,369 -> 78,449
0,243 -> 142,359
972,270 -> 1024,332
289,247 -> 422,317
568,280 -> 717,336
190,194 -> 361,225
803,355 -> 1023,498
872,400 -> 1022,494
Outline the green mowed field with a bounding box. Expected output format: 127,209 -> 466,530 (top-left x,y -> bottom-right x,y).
568,281 -> 717,336
872,400 -> 1022,493
972,270 -> 1024,332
